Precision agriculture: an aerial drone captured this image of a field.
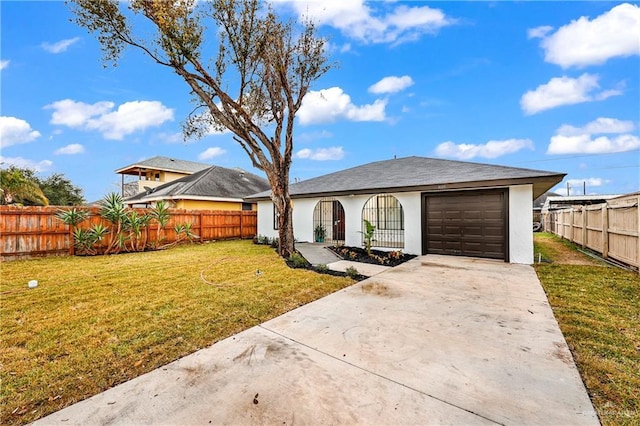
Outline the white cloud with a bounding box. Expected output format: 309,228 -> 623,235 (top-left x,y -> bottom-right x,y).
54,144 -> 85,155
45,99 -> 174,140
0,116 -> 41,148
547,117 -> 639,154
298,87 -> 386,125
0,60 -> 9,70
555,177 -> 611,196
198,147 -> 226,160
548,134 -> 639,155
520,73 -> 622,115
435,138 -> 534,160
567,177 -> 607,187
527,25 -> 553,39
283,1 -> 454,45
42,37 -> 80,54
0,156 -> 52,172
533,3 -> 640,68
340,43 -> 352,53
557,117 -> 635,136
46,99 -> 114,127
295,146 -> 345,161
368,75 -> 414,94
186,112 -> 231,137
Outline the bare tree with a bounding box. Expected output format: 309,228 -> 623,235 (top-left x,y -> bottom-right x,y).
68,0 -> 332,257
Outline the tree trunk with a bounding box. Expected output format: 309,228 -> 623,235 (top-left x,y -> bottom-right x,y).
272,179 -> 295,258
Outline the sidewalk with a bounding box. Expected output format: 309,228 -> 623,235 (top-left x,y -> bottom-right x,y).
296,243 -> 390,276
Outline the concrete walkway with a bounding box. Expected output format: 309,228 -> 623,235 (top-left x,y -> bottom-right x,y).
34,255 -> 598,425
295,242 -> 341,265
296,243 -> 391,277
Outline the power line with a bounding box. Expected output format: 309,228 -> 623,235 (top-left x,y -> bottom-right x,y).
514,149 -> 640,165
587,165 -> 639,170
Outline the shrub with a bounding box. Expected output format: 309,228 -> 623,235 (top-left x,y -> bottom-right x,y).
289,252 -> 309,268
315,264 -> 329,273
253,234 -> 271,245
345,266 -> 360,279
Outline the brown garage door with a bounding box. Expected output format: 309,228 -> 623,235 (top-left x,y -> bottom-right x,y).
422,190 -> 507,260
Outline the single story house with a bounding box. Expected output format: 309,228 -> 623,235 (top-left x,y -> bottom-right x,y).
246,156 -> 565,264
540,194 -> 620,214
124,165 -> 270,211
116,156 -> 211,198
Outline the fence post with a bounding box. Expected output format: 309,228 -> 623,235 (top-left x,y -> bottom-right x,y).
637,195 -> 640,275
239,211 -> 244,239
68,223 -> 75,256
581,206 -> 587,248
602,203 -> 609,259
569,209 -> 574,242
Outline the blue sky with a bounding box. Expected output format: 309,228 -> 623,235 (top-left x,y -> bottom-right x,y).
1,1 -> 639,202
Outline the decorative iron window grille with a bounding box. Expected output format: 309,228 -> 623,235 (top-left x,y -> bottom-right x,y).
361,194 -> 404,248
312,198 -> 345,244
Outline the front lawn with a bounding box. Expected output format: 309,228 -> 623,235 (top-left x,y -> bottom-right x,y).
534,233 -> 639,426
0,240 -> 354,425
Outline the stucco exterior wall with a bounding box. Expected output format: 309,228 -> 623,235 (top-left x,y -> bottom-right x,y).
175,200 -> 246,211
257,200 -> 278,239
257,193 -> 422,254
256,184 -> 534,263
508,184 -> 533,264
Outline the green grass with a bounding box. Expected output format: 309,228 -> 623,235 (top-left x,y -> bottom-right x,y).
534,233 -> 640,425
0,240 -> 354,425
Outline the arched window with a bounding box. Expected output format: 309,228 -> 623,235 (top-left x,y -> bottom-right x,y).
312,198 -> 345,244
361,194 -> 404,248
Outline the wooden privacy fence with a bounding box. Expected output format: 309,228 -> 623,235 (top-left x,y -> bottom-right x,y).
542,194 -> 639,272
0,206 -> 257,261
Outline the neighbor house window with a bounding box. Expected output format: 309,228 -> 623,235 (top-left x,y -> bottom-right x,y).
361,194 -> 404,248
273,203 -> 279,230
242,202 -> 253,211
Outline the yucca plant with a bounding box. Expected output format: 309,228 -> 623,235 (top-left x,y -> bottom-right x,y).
56,208 -> 91,255
99,193 -> 127,254
89,223 -> 109,253
149,200 -> 170,248
72,228 -> 97,255
55,207 -> 89,227
173,223 -> 199,245
124,210 -> 151,252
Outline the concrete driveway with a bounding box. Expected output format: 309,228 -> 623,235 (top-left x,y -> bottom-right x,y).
35,255 -> 598,425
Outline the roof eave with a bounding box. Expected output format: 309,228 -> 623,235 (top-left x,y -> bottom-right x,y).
247,174 -> 566,201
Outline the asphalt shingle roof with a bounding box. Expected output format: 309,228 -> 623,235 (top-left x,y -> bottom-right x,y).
247,156 -> 565,199
125,165 -> 270,202
115,156 -> 211,175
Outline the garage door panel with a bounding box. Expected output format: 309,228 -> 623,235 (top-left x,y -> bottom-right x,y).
424,190 -> 507,260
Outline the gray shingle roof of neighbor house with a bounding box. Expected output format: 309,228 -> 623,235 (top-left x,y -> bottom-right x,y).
246,156 -> 566,200
125,165 -> 270,203
115,156 -> 211,175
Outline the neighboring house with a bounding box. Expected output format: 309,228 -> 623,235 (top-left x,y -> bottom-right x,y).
115,156 -> 211,198
124,165 -> 270,211
541,195 -> 620,214
246,156 -> 565,264
533,191 -> 559,223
